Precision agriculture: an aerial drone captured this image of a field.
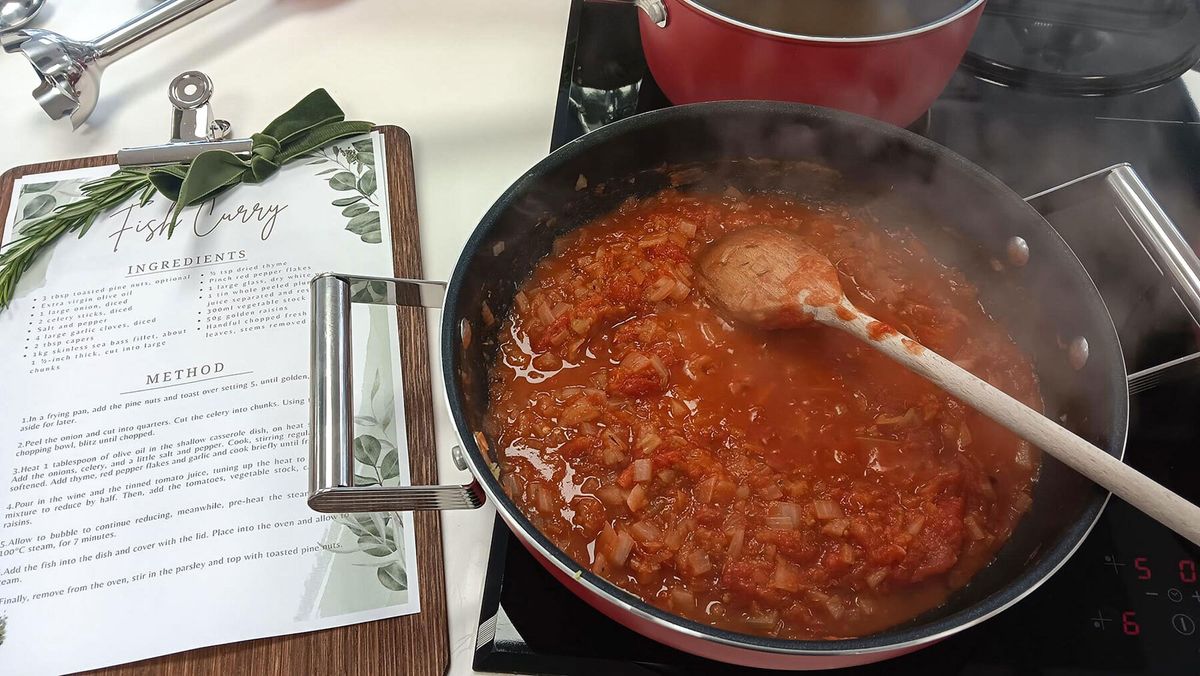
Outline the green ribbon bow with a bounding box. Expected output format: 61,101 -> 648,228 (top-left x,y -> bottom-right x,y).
148,88 -> 374,232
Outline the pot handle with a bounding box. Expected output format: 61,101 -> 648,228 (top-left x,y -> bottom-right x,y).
307,272 -> 486,513
587,0 -> 668,28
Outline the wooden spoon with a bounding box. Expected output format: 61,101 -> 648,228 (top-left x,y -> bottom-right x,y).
698,225 -> 1200,546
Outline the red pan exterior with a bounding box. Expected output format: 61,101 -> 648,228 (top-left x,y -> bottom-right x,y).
519,533 -> 926,669
638,0 -> 985,126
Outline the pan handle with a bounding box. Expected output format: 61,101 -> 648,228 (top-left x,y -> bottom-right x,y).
308,273 -> 485,513
1027,163 -> 1200,325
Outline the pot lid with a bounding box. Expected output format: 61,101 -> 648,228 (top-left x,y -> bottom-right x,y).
963,0 -> 1200,96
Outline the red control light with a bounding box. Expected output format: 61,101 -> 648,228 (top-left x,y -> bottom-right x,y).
1122,611 -> 1141,636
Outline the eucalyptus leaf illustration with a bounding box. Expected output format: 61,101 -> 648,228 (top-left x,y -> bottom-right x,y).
352,434 -> 382,465
354,415 -> 378,427
358,168 -> 377,195
370,371 -> 382,400
309,135 -> 384,244
329,171 -> 357,191
377,562 -> 408,591
22,194 -> 56,220
22,181 -> 57,193
345,210 -> 382,243
354,472 -> 381,487
359,534 -> 392,557
379,449 -> 400,481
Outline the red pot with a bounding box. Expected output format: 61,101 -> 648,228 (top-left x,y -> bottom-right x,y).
635,0 -> 986,126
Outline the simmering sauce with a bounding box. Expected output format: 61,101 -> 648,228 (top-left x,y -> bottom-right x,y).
487,189 -> 1041,639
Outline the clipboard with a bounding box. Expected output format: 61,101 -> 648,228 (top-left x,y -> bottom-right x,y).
0,125 -> 451,676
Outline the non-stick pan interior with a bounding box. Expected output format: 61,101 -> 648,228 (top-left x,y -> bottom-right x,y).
444,101 -> 1126,652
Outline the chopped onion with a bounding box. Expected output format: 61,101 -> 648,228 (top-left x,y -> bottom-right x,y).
629,520 -> 663,544
957,422 -> 973,449
684,549 -> 712,576
670,588 -> 696,610
1012,491 -> 1033,514
669,280 -> 691,302
648,354 -> 669,383
772,559 -> 803,592
812,500 -> 844,520
646,277 -> 675,302
481,301 -> 495,327
767,502 -> 801,529
665,519 -> 693,550
821,518 -> 849,537
905,515 -> 926,535
532,352 -> 562,372
840,543 -> 856,564
657,469 -> 677,484
514,291 -> 529,313
600,527 -> 634,566
669,398 -> 688,418
592,553 -> 610,576
1014,441 -> 1034,469
529,482 -> 555,515
602,446 -> 627,466
726,527 -> 745,562
964,514 -> 987,541
808,590 -> 844,619
631,458 -> 653,483
865,569 -> 888,589
677,219 -> 698,237
758,483 -> 783,501
535,301 -> 555,325
595,485 -> 625,507
559,395 -> 601,425
626,483 -> 648,511
744,610 -> 778,630
636,432 -> 662,454
621,351 -> 651,372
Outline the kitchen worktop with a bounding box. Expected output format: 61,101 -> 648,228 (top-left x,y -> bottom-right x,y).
0,1 -> 569,674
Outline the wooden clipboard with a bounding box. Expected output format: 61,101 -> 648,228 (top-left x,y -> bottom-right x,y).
0,126 -> 450,676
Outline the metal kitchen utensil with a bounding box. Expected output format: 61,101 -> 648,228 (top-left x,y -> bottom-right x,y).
308,273 -> 485,513
0,0 -> 45,32
1,0 -> 238,128
117,70 -> 252,167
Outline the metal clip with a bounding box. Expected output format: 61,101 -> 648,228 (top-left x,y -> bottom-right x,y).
116,71 -> 253,167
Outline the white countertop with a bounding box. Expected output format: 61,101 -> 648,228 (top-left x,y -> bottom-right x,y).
0,1 -> 570,673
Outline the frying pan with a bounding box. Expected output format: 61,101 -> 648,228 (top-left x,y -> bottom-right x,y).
306,102 -> 1195,668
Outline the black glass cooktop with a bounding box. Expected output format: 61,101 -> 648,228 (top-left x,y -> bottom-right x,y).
475,2 -> 1200,673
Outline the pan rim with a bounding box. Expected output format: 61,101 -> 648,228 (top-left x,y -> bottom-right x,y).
443,100 -> 1129,658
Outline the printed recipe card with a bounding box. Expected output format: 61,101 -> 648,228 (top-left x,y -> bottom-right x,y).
0,132 -> 421,674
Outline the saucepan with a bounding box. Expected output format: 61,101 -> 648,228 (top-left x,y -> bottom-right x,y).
306,102 -> 1200,669
624,0 -> 986,126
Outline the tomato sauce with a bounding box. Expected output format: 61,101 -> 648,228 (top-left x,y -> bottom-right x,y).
486,189 -> 1041,640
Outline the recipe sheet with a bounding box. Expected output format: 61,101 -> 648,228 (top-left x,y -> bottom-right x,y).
0,132 -> 421,674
